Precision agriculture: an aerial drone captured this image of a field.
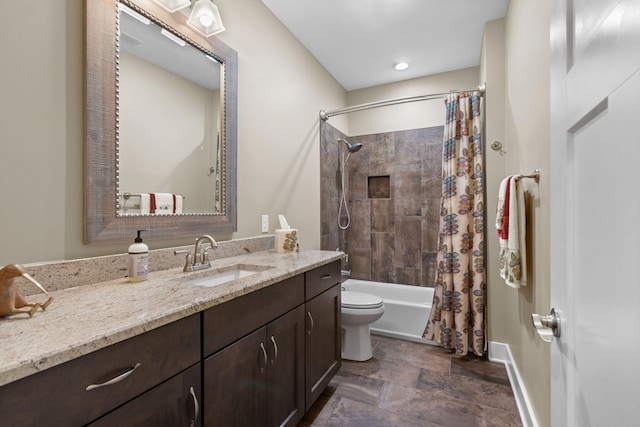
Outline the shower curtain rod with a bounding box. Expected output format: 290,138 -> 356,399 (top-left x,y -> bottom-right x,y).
319,83 -> 485,121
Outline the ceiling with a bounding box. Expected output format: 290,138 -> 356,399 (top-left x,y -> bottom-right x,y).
261,0 -> 509,91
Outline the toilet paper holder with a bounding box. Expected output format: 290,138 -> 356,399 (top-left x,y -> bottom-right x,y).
531,308 -> 561,343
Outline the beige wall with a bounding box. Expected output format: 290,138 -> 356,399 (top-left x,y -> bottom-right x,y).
1,1 -> 70,264
346,67 -> 480,136
0,0 -> 347,265
480,19 -> 508,345
503,1 -> 552,425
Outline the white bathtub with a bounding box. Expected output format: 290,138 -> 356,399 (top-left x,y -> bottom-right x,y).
342,279 -> 437,345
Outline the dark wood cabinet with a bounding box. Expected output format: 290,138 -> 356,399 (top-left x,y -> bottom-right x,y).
304,283 -> 341,410
89,363 -> 202,427
204,305 -> 305,427
0,314 -> 200,427
204,327 -> 267,426
0,259 -> 342,426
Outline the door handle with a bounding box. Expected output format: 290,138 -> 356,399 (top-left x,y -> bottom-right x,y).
85,363 -> 141,391
189,386 -> 199,427
259,342 -> 268,374
270,335 -> 278,366
306,311 -> 314,336
531,308 -> 561,343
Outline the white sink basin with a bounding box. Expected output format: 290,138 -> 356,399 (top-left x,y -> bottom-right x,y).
186,264 -> 272,288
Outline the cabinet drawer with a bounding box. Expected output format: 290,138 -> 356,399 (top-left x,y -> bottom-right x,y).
305,260 -> 341,300
0,314 -> 200,427
203,274 -> 304,356
89,363 -> 201,427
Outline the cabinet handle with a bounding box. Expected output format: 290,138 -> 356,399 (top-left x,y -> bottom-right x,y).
321,274 -> 331,280
85,362 -> 141,391
307,311 -> 314,336
189,386 -> 199,427
270,335 -> 278,365
260,342 -> 268,373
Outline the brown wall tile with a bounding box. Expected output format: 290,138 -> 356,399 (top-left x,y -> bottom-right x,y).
395,216 -> 422,268
371,232 -> 395,283
371,199 -> 394,233
321,124 -> 444,285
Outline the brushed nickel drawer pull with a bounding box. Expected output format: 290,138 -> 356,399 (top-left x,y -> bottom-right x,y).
85,362 -> 141,391
307,311 -> 314,336
260,342 -> 268,373
189,386 -> 199,427
321,274 -> 331,280
270,335 -> 278,365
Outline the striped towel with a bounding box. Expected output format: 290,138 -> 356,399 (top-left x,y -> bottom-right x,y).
499,176 -> 527,288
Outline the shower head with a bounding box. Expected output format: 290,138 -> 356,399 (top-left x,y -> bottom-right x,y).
338,138 -> 363,153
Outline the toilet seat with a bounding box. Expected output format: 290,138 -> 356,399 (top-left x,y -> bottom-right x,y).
341,291 -> 383,309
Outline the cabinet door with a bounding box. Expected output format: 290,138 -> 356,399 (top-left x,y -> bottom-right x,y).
305,284 -> 341,410
89,363 -> 201,427
204,328 -> 268,427
266,305 -> 305,427
0,314 -> 200,426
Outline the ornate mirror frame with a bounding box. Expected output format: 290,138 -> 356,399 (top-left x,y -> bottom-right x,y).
84,0 -> 237,244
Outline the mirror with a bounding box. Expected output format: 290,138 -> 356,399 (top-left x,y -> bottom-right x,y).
85,0 -> 237,244
118,4 -> 223,215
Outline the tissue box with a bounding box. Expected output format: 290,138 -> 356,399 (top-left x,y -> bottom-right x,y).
275,229 -> 299,253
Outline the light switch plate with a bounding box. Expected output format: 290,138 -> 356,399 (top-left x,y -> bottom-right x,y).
261,215 -> 269,233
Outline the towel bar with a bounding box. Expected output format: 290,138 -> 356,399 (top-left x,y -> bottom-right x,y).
119,192 -> 186,200
515,169 -> 540,183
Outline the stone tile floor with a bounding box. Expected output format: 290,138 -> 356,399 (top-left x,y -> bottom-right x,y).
299,335 -> 523,427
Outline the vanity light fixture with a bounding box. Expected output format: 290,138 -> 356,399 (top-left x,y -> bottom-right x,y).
160,28 -> 186,46
153,0 -> 191,13
119,3 -> 151,25
187,0 -> 225,37
395,62 -> 409,71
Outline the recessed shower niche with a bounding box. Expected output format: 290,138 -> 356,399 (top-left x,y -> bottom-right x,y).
368,176 -> 391,199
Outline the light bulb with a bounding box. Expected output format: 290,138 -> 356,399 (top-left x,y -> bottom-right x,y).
199,14 -> 214,27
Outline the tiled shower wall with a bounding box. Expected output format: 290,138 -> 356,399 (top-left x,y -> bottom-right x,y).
320,121 -> 444,287
320,122 -> 348,257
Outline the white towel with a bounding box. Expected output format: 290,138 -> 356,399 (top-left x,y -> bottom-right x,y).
140,193 -> 150,214
499,177 -> 527,288
153,192 -> 174,214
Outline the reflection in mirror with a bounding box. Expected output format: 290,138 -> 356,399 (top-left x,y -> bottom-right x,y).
84,0 -> 237,244
118,6 -> 223,215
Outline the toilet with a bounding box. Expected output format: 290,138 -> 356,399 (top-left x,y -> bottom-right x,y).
341,290 -> 385,361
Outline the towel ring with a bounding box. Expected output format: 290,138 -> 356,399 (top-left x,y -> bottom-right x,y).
491,140 -> 506,155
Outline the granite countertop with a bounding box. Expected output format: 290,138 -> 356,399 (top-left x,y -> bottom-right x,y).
0,249 -> 342,387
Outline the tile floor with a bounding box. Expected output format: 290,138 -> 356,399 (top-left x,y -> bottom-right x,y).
299,335 -> 523,427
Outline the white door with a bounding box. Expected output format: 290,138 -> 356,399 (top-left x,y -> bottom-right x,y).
550,1 -> 640,426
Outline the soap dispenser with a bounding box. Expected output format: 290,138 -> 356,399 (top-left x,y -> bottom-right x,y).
128,230 -> 149,282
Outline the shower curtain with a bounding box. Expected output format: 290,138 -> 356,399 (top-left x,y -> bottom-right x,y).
423,92 -> 486,356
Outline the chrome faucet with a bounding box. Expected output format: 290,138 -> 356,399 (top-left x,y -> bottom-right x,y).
175,235 -> 218,272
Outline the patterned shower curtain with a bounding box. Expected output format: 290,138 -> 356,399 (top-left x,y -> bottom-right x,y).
423,92 -> 486,356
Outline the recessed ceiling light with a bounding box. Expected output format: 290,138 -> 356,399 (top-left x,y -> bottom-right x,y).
395,62 -> 409,71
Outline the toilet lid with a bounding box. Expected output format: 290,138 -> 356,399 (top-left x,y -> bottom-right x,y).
342,291 -> 384,309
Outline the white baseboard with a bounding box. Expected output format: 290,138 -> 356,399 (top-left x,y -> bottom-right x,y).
488,341 -> 539,427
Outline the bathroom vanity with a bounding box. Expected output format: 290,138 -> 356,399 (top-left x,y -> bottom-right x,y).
0,250 -> 342,426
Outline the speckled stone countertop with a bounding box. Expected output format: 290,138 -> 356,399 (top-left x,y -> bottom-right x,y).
0,249 -> 342,387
